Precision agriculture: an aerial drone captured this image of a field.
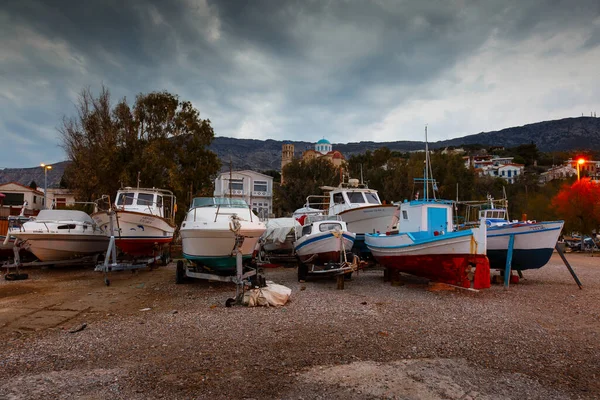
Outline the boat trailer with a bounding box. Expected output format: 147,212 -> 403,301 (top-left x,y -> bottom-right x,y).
176,229 -> 265,307
95,209 -> 170,286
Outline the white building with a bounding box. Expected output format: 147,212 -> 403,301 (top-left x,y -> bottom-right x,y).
0,182 -> 45,211
214,170 -> 274,219
44,188 -> 77,209
477,163 -> 524,184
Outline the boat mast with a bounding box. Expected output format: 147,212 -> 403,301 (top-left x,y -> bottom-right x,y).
424,126 -> 429,200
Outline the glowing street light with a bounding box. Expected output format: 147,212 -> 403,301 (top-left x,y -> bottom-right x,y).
40,163 -> 52,209
576,158 -> 586,181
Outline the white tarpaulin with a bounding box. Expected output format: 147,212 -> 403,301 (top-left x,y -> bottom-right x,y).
242,281 -> 292,307
263,218 -> 301,244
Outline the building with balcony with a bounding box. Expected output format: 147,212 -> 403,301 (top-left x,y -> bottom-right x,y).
214,170 -> 274,219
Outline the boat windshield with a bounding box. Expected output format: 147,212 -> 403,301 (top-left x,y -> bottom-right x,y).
116,192 -> 135,206
347,192 -> 365,204
364,192 -> 380,204
191,197 -> 249,209
319,222 -> 343,232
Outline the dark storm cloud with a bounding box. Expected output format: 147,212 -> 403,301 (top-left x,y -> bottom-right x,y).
1,0 -> 599,167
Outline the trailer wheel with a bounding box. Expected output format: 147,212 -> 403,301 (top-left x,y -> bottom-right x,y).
5,273 -> 28,281
225,298 -> 236,307
175,260 -> 186,284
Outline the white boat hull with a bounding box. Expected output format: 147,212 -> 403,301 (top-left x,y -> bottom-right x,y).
337,205 -> 397,234
11,233 -> 109,261
295,231 -> 355,264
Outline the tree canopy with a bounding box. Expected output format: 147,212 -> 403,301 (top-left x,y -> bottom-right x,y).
61,86 -> 220,219
551,178 -> 600,237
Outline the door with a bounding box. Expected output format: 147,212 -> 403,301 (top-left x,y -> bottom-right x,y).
427,207 -> 447,234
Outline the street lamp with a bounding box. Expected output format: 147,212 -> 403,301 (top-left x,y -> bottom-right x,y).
40,163 -> 52,209
576,158 -> 586,181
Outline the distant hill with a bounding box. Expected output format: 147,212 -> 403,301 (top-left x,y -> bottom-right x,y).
2,117 -> 599,181
0,161 -> 68,188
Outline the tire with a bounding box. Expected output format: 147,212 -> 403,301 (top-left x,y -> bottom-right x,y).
5,273 -> 28,281
175,260 -> 186,284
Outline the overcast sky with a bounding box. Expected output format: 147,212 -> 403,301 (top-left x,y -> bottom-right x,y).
1,0 -> 600,168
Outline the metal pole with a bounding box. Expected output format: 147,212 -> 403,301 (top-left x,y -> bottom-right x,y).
555,244 -> 583,289
504,234 -> 515,289
577,163 -> 580,181
44,168 -> 47,210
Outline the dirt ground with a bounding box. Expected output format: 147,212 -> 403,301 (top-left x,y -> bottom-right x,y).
1,253 -> 599,399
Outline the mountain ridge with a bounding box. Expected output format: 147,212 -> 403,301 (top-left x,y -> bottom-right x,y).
1,117 -> 599,184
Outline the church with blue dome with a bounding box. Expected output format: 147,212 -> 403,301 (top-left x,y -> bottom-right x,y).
281,137 -> 345,183
315,138 -> 332,154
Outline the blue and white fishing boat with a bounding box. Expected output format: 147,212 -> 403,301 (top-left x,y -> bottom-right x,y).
294,216 -> 356,265
475,199 -> 564,270
365,127 -> 491,289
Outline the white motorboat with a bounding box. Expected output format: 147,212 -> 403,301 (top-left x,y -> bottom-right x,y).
92,187 -> 176,257
10,210 -> 109,261
304,179 -> 397,254
180,197 -> 266,273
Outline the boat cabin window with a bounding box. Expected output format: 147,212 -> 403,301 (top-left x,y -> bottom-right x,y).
347,192 -> 365,204
365,192 -> 380,204
402,210 -> 409,220
319,222 -> 342,232
301,225 -> 312,236
137,193 -> 154,206
116,192 -> 135,206
333,193 -> 345,204
157,195 -> 163,209
191,197 -> 249,208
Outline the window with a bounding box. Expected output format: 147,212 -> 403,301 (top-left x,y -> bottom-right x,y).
33,196 -> 37,204
402,210 -> 409,220
157,195 -> 163,209
507,170 -> 512,177
56,197 -> 67,209
347,192 -> 365,204
319,222 -> 342,232
229,179 -> 243,191
253,180 -> 267,192
333,193 -> 344,204
137,193 -> 154,206
302,225 -> 312,236
502,171 -> 505,176
2,193 -> 24,206
116,193 -> 135,205
365,192 -> 380,204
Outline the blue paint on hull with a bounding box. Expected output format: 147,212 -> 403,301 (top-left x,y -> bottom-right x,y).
183,252 -> 252,272
487,248 -> 554,270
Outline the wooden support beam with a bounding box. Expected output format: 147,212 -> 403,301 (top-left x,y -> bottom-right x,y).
504,234 -> 515,290
555,244 -> 583,289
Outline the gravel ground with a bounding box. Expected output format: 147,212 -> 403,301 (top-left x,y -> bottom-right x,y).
0,253 -> 599,399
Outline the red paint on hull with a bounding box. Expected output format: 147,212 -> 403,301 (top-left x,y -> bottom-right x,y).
298,250 -> 343,265
378,254 -> 491,289
116,237 -> 173,256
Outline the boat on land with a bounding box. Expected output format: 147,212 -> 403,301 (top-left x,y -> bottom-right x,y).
294,215 -> 357,280
462,198 -> 564,270
365,127 -> 490,289
294,215 -> 356,265
303,179 -> 397,255
260,217 -> 301,256
10,210 -> 109,261
180,197 -> 266,273
92,187 -> 176,257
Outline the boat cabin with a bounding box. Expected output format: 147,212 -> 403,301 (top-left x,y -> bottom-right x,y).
397,200 -> 454,235
115,188 -> 175,221
296,215 -> 345,239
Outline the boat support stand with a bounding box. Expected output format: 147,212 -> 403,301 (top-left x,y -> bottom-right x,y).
503,234 -> 582,290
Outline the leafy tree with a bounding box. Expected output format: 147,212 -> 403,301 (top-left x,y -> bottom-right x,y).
551,179 -> 600,240
61,86 -> 220,221
275,158 -> 341,215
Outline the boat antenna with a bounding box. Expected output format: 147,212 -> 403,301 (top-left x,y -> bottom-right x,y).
424,125 -> 430,200
360,164 -> 364,185
137,171 -> 141,190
